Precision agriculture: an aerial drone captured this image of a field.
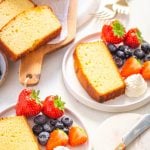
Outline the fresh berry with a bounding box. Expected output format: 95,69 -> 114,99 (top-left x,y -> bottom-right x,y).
124,47 -> 133,58
113,56 -> 124,68
144,54 -> 150,62
63,127 -> 69,135
117,45 -> 126,52
46,129 -> 68,150
116,50 -> 126,59
49,119 -> 58,126
120,57 -> 142,78
61,116 -> 73,127
141,61 -> 150,80
141,42 -> 150,54
16,89 -> 42,117
55,121 -> 64,129
69,126 -> 88,146
43,123 -> 55,133
34,114 -> 48,125
101,20 -> 126,44
124,28 -> 143,48
134,49 -> 145,59
42,95 -> 65,119
107,43 -> 117,53
32,124 -> 43,135
38,131 -> 50,146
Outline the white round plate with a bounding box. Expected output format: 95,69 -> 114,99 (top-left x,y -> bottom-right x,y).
62,32 -> 150,112
77,0 -> 100,28
0,51 -> 8,86
92,113 -> 150,150
0,104 -> 91,150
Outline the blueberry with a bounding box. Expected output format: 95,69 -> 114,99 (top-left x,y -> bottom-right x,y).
144,54 -> 150,62
55,121 -> 64,129
34,115 -> 48,125
43,123 -> 55,133
113,56 -> 124,68
134,49 -> 145,59
107,43 -> 117,53
141,43 -> 150,54
38,131 -> 50,146
124,48 -> 133,58
63,127 -> 69,134
117,45 -> 126,52
116,50 -> 126,59
61,116 -> 73,127
49,119 -> 58,126
32,124 -> 43,135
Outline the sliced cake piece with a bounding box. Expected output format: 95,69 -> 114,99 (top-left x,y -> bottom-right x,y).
73,41 -> 125,102
0,5 -> 62,61
0,116 -> 40,150
0,0 -> 35,29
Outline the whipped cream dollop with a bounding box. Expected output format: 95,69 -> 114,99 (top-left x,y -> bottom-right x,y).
125,74 -> 147,97
54,146 -> 70,150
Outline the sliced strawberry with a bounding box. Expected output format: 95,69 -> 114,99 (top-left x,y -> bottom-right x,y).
120,57 -> 142,78
101,20 -> 126,44
16,89 -> 42,117
69,126 -> 88,146
42,95 -> 65,119
141,61 -> 150,80
124,28 -> 143,48
46,129 -> 68,150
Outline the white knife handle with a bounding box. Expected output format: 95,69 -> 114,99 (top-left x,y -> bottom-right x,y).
123,114 -> 150,146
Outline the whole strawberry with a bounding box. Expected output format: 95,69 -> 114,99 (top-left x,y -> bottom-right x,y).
42,95 -> 65,119
124,28 -> 143,48
16,89 -> 42,117
101,20 -> 126,44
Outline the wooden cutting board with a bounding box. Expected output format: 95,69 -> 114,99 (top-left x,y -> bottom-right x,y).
19,0 -> 77,86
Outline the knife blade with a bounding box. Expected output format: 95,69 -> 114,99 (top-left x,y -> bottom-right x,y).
115,114 -> 150,150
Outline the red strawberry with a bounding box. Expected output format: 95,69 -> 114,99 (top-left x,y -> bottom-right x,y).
101,20 -> 126,44
46,129 -> 68,150
124,28 -> 143,48
141,61 -> 150,80
16,89 -> 42,117
69,126 -> 88,146
42,95 -> 65,119
120,57 -> 142,78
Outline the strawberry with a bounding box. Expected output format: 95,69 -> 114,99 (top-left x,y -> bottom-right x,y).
141,61 -> 150,80
69,126 -> 88,146
42,95 -> 65,119
120,57 -> 142,78
124,28 -> 143,48
16,89 -> 42,117
46,129 -> 68,150
101,20 -> 126,44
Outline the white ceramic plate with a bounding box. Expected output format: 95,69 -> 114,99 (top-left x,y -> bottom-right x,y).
0,51 -> 8,86
92,113 -> 150,150
0,104 -> 92,150
62,32 -> 150,112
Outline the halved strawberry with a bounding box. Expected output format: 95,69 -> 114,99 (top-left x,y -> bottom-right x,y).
69,126 -> 88,146
101,20 -> 126,44
16,89 -> 42,117
141,61 -> 150,80
46,129 -> 68,150
120,57 -> 142,78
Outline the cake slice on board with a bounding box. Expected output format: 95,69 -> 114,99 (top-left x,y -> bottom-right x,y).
0,5 -> 62,61
73,41 -> 125,102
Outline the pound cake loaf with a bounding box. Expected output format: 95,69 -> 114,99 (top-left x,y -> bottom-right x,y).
0,0 -> 35,29
0,116 -> 40,150
0,5 -> 62,61
74,41 -> 125,102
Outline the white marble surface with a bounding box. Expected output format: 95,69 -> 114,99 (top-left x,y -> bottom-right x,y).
0,0 -> 150,144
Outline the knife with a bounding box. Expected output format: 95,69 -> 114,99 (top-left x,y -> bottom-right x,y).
115,114 -> 150,150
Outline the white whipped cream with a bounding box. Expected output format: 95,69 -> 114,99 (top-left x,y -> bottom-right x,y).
54,146 -> 70,150
125,74 -> 147,97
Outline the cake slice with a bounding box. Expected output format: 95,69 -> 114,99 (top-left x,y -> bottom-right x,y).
73,41 -> 125,102
0,5 -> 62,60
0,116 -> 40,150
0,0 -> 35,29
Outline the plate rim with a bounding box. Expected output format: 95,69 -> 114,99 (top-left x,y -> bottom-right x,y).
62,32 -> 150,112
0,104 -> 92,150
